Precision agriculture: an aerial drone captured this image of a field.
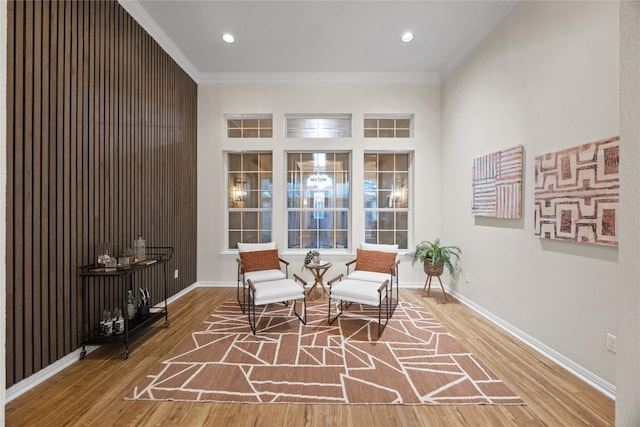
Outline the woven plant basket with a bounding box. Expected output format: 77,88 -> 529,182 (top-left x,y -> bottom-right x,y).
424,259 -> 445,276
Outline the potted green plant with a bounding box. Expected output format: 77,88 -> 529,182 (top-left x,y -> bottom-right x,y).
411,239 -> 461,277
138,287 -> 150,319
119,247 -> 135,265
302,250 -> 320,271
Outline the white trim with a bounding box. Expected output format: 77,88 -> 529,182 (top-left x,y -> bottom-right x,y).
119,2 -> 441,85
6,280 -> 614,403
5,282 -> 200,402
197,72 -> 441,85
118,0 -> 199,82
447,287 -> 616,400
197,281 -> 237,288
165,282 -> 199,304
6,346 -> 99,402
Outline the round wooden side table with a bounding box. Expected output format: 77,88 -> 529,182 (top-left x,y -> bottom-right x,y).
304,261 -> 332,297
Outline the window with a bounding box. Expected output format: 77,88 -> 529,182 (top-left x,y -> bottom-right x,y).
226,115 -> 273,138
286,115 -> 352,138
287,152 -> 350,249
364,153 -> 410,249
364,115 -> 413,138
227,152 -> 273,249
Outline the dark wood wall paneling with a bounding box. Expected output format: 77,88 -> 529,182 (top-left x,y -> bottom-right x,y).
6,0 -> 198,387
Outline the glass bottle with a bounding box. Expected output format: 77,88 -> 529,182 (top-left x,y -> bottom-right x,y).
101,309 -> 112,336
113,308 -> 124,334
127,290 -> 137,320
134,235 -> 146,261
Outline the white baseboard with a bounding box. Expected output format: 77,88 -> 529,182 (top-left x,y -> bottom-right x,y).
7,280 -> 615,402
196,281 -> 235,287
446,287 -> 616,400
6,346 -> 99,402
6,281 -> 202,403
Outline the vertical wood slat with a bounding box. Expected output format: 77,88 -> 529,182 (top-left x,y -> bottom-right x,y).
32,0 -> 43,374
55,0 -> 66,359
6,0 -> 17,387
12,0 -> 25,384
23,0 -> 34,379
40,0 -> 51,368
69,0 -> 79,352
47,0 -> 59,364
6,0 -> 198,387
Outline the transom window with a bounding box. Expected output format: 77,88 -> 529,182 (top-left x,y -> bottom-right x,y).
227,152 -> 273,248
286,152 -> 350,249
364,153 -> 410,249
364,115 -> 413,138
286,115 -> 352,138
226,115 -> 273,138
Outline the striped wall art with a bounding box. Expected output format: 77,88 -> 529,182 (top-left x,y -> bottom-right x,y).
472,145 -> 523,219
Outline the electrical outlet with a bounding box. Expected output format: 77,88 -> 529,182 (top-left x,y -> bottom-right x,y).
174,269 -> 179,279
606,333 -> 617,353
464,273 -> 470,283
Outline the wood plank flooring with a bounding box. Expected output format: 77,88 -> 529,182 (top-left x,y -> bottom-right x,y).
5,287 -> 614,426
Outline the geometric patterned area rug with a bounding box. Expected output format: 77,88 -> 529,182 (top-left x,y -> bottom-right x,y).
125,300 -> 525,405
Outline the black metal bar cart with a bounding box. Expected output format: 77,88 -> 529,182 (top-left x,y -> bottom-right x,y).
78,246 -> 173,359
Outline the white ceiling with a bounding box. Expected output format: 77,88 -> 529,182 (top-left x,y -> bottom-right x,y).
121,0 -> 518,83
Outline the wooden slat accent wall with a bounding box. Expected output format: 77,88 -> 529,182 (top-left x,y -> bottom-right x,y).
5,0 -> 198,387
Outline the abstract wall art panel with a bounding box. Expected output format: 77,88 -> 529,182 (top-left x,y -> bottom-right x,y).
534,136 -> 619,246
472,145 -> 523,218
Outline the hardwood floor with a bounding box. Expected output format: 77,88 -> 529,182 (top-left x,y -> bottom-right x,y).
5,287 -> 614,426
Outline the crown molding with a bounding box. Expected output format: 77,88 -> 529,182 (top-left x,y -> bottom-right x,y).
118,0 -> 200,82
195,71 -> 441,85
120,1 -> 441,86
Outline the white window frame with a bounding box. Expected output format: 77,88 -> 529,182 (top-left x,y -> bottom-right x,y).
285,151 -> 351,250
285,114 -> 352,138
363,152 -> 411,249
226,151 -> 273,249
225,114 -> 273,138
364,114 -> 414,138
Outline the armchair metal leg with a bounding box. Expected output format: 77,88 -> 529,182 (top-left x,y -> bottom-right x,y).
237,281 -> 248,314
328,298 -> 343,325
293,296 -> 307,325
248,292 -> 257,335
377,287 -> 391,337
237,265 -> 247,314
249,290 -> 306,335
388,279 -> 399,318
329,283 -> 392,336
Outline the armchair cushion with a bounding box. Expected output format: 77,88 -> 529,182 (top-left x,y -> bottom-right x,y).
238,242 -> 277,252
355,249 -> 396,274
347,270 -> 390,283
239,249 -> 281,272
331,279 -> 387,306
359,242 -> 399,253
252,279 -> 305,306
245,269 -> 287,284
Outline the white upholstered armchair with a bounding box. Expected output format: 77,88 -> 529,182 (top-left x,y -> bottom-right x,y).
236,242 -> 307,334
327,243 -> 399,336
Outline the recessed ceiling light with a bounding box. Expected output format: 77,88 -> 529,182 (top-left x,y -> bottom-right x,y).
222,33 -> 235,44
401,32 -> 414,43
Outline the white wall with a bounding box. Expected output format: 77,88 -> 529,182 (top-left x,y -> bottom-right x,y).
197,82 -> 442,285
618,1 -> 640,424
442,0 -> 619,387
